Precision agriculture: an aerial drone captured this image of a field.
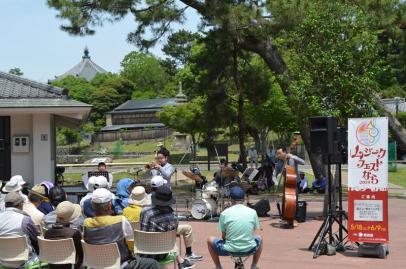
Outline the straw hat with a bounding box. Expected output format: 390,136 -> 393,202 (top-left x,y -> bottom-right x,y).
128,186 -> 151,206
55,201 -> 82,224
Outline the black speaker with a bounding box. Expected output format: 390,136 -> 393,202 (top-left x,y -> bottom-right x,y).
309,116 -> 338,155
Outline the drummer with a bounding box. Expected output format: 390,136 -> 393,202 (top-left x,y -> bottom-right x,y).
213,158 -> 234,187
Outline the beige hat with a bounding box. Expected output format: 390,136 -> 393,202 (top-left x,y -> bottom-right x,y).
29,184 -> 47,199
4,192 -> 24,207
128,186 -> 151,206
55,201 -> 82,224
92,188 -> 113,204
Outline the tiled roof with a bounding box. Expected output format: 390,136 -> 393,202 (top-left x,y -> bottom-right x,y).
112,98 -> 178,113
0,71 -> 91,108
54,48 -> 107,81
0,71 -> 63,98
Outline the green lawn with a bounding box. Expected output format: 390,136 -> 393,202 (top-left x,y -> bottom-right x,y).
388,168 -> 406,188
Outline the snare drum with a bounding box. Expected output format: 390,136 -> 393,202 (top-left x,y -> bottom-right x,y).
191,198 -> 218,220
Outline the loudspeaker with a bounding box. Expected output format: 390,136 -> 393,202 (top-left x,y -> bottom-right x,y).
309,116 -> 338,155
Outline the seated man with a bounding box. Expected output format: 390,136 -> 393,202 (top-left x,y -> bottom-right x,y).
84,188 -> 159,269
44,201 -> 84,269
0,192 -> 40,267
297,171 -> 310,193
42,186 -> 84,230
23,186 -> 45,226
140,185 -> 194,269
125,186 -> 202,262
312,174 -> 327,194
82,176 -> 111,217
207,186 -> 263,269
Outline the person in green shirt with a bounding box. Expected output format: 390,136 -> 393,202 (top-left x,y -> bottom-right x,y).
207,186 -> 263,269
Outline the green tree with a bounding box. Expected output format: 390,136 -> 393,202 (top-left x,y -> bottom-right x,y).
90,86 -> 124,128
52,75 -> 95,103
8,67 -> 23,76
47,0 -> 406,173
163,30 -> 201,66
159,97 -> 206,158
120,51 -> 170,98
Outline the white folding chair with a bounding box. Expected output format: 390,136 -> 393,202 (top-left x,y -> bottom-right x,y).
81,240 -> 121,269
130,221 -> 140,231
0,236 -> 30,268
37,236 -> 76,269
133,229 -> 177,269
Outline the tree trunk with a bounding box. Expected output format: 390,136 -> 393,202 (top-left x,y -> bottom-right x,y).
233,45 -> 247,166
375,97 -> 406,152
191,135 -> 197,160
247,126 -> 261,152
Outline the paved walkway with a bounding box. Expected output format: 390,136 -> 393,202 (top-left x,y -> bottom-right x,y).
181,198 -> 405,269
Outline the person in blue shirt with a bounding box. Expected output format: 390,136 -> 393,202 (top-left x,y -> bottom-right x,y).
113,178 -> 139,215
312,174 -> 327,194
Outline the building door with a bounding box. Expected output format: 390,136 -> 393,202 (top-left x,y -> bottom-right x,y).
0,116 -> 11,181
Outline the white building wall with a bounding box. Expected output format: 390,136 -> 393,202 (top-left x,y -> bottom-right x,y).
10,114 -> 33,182
32,114 -> 53,185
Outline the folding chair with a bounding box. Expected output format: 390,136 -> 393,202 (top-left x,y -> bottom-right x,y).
0,236 -> 29,268
37,236 -> 76,269
133,230 -> 177,269
130,221 -> 140,231
81,240 -> 121,269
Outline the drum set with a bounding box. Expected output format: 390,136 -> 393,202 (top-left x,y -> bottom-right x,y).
191,180 -> 230,220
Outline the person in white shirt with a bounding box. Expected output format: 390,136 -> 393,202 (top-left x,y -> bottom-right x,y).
247,146 -> 258,168
297,172 -> 309,193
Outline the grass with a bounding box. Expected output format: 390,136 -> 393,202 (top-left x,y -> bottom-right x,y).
388,168 -> 406,188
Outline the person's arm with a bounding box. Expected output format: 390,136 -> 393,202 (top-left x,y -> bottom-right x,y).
288,154 -> 305,165
159,163 -> 175,180
22,216 -> 40,254
122,217 -> 134,241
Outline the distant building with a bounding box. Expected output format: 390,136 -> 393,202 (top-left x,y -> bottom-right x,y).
102,85 -> 187,132
0,71 -> 91,184
53,47 -> 107,82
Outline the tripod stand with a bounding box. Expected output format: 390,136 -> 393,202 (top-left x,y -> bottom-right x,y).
308,159 -> 349,258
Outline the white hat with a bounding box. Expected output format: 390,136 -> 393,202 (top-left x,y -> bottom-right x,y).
128,186 -> 151,206
3,180 -> 22,193
92,188 -> 113,204
151,176 -> 167,188
86,176 -> 98,192
94,176 -> 109,189
10,175 -> 26,186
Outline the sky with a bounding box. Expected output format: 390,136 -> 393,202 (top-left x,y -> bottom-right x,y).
0,0 -> 199,82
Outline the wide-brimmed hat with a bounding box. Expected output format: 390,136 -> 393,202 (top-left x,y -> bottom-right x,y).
3,180 -> 22,193
128,186 -> 151,206
151,185 -> 174,207
29,184 -> 47,199
10,175 -> 26,186
56,201 -> 82,224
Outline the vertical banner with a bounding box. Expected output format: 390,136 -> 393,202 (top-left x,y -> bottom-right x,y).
348,117 -> 388,243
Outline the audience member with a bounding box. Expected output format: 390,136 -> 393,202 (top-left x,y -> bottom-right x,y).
79,176 -> 97,208
312,174 -> 327,194
23,186 -> 45,225
207,186 -> 263,269
44,201 -> 84,269
297,171 -> 310,193
123,186 -> 151,222
30,184 -> 54,215
84,188 -> 159,269
3,175 -> 28,201
114,178 -> 138,215
82,176 -> 110,217
0,192 -> 40,267
42,186 -> 84,230
140,185 -> 194,269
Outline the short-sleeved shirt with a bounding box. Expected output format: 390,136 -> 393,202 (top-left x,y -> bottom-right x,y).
218,204 -> 260,253
123,204 -> 142,222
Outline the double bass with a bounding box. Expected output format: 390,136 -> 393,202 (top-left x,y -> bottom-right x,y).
281,164 -> 297,222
